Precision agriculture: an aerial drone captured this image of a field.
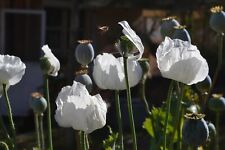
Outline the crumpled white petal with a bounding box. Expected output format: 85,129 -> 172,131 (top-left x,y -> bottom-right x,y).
55,81 -> 107,134
93,53 -> 143,90
42,45 -> 60,76
156,37 -> 209,85
118,21 -> 144,60
0,55 -> 26,86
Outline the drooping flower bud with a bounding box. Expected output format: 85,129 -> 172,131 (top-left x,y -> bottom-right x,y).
182,113 -> 209,146
209,6 -> 225,33
195,75 -> 212,94
172,25 -> 191,42
208,94 -> 225,112
0,142 -> 9,150
75,40 -> 94,66
160,16 -> 180,38
30,92 -> 47,114
138,58 -> 150,77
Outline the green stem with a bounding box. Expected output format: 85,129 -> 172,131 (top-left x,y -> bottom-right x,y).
85,134 -> 89,150
39,113 -> 45,150
115,90 -> 124,150
169,83 -> 184,150
140,78 -> 157,139
3,84 -> 16,150
215,112 -> 220,150
80,131 -> 86,150
140,78 -> 151,116
163,80 -> 174,150
123,56 -> 137,150
44,76 -> 53,150
177,106 -> 184,150
206,33 -> 224,101
34,114 -> 41,149
0,105 -> 11,141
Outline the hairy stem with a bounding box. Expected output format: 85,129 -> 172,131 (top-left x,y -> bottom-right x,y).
115,90 -> 124,150
123,56 -> 137,150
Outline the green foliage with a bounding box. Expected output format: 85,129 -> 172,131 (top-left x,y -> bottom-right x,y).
143,107 -> 178,149
102,126 -> 118,150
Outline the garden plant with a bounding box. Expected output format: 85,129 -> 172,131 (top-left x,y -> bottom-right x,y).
0,5 -> 225,150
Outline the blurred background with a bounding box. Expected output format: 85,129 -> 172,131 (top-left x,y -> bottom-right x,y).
0,0 -> 225,149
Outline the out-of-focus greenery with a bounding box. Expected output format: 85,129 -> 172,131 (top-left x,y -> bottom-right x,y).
102,126 -> 118,150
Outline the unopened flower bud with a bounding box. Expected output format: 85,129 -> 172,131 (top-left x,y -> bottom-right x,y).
208,94 -> 225,112
31,92 -> 47,114
160,16 -> 180,38
209,6 -> 225,33
172,25 -> 191,42
75,40 -> 94,66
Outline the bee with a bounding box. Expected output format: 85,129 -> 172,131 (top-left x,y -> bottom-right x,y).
98,26 -> 109,32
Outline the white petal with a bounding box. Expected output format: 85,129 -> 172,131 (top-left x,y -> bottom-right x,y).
85,94 -> 107,133
156,37 -> 209,85
118,21 -> 144,60
118,57 -> 143,89
55,81 -> 107,133
93,53 -> 124,90
41,45 -> 60,76
0,55 -> 26,85
93,53 -> 142,90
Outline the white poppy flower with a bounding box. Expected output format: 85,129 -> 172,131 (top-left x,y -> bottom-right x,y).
93,53 -> 143,90
55,81 -> 107,134
118,21 -> 144,60
156,37 -> 209,85
41,45 -> 60,76
0,55 -> 26,86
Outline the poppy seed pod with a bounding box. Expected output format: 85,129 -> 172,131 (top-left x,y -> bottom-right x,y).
182,113 -> 209,146
172,25 -> 191,42
207,122 -> 216,140
209,6 -> 225,33
75,73 -> 93,93
160,16 -> 180,38
30,92 -> 47,114
208,94 -> 225,112
75,40 -> 94,66
195,75 -> 212,94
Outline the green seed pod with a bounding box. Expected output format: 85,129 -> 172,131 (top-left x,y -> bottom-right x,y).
209,6 -> 225,33
195,75 -> 212,94
0,142 -> 9,150
208,94 -> 225,112
75,40 -> 94,66
30,92 -> 47,114
172,25 -> 191,42
160,16 -> 180,38
182,113 -> 209,146
75,74 -> 93,93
